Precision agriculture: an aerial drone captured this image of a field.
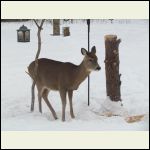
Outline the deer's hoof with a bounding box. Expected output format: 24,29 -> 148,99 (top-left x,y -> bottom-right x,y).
30,107 -> 34,112
54,116 -> 58,120
71,115 -> 75,119
62,118 -> 65,122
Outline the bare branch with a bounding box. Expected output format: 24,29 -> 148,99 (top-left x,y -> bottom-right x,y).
33,19 -> 45,29
40,19 -> 45,29
33,19 -> 40,28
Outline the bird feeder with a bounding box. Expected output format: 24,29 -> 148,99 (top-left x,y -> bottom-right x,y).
17,25 -> 30,42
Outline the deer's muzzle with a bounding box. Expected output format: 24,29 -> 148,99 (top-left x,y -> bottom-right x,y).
96,66 -> 101,71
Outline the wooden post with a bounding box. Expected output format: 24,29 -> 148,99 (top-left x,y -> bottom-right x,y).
53,19 -> 60,35
104,35 -> 122,102
63,27 -> 70,36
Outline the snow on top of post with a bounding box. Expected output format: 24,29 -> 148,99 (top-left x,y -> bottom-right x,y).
104,35 -> 117,41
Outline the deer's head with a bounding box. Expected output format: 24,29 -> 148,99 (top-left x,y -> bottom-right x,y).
81,46 -> 101,72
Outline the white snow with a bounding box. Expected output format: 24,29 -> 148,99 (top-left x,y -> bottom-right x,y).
1,20 -> 149,131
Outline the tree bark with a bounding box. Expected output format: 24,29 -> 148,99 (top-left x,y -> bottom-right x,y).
30,19 -> 45,112
104,35 -> 122,102
53,19 -> 60,35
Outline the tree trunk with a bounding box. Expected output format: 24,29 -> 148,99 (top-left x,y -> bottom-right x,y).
104,35 -> 122,102
53,19 -> 60,35
30,19 -> 45,112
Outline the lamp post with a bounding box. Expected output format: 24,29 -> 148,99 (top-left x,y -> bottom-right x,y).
87,19 -> 90,106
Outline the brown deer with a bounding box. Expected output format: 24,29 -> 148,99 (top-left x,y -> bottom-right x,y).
27,46 -> 101,121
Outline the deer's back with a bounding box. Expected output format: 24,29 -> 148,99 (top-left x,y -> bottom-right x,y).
28,58 -> 78,90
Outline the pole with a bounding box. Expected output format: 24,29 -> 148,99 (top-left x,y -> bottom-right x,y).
87,19 -> 90,106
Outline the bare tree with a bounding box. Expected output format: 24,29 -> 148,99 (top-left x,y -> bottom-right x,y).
30,19 -> 45,111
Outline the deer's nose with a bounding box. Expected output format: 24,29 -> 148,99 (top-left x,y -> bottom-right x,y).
96,66 -> 101,71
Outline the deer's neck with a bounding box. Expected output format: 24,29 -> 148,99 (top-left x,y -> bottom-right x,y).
74,61 -> 91,87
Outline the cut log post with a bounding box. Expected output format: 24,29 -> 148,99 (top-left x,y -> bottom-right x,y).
63,27 -> 70,36
104,35 -> 122,102
53,19 -> 60,36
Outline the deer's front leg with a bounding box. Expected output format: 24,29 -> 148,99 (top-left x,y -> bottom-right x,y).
59,89 -> 67,122
68,90 -> 75,119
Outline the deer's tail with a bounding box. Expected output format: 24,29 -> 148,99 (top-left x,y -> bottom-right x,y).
25,67 -> 32,78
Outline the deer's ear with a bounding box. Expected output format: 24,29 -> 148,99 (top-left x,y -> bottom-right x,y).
91,46 -> 96,54
81,48 -> 87,56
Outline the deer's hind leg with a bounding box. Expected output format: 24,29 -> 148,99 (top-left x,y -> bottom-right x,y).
42,89 -> 58,120
31,81 -> 36,112
36,84 -> 44,113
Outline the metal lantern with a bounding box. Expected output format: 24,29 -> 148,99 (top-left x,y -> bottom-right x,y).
17,25 -> 30,42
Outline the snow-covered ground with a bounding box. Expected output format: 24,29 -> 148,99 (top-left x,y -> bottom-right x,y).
1,20 -> 149,130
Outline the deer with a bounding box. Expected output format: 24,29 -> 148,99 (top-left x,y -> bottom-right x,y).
27,46 -> 101,121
